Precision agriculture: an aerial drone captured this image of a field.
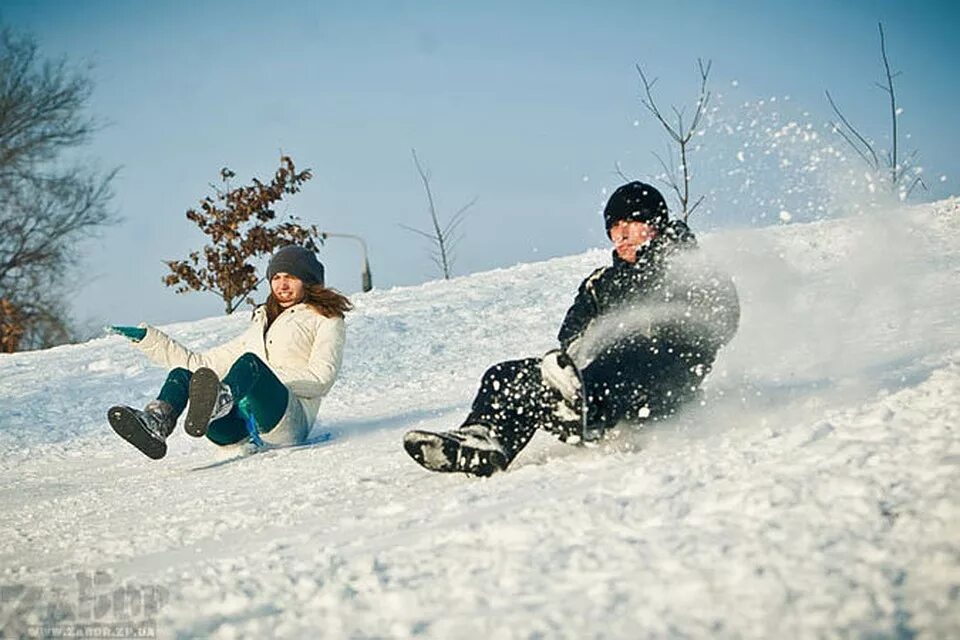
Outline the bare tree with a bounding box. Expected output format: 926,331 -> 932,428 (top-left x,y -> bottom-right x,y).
0,29 -> 116,352
163,156 -> 321,314
401,149 -> 477,280
635,58 -> 712,223
825,22 -> 925,198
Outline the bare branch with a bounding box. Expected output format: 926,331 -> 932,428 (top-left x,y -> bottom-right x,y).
905,175 -> 926,197
688,195 -> 706,216
636,64 -> 681,141
635,58 -> 712,221
447,233 -> 466,257
825,90 -> 880,169
878,22 -> 899,186
0,29 -> 117,350
652,150 -> 683,205
825,22 -> 921,197
687,58 -> 713,135
613,162 -> 632,182
398,223 -> 435,240
401,149 -> 475,280
442,196 -> 478,238
898,149 -> 922,182
829,120 -> 880,170
410,148 -> 450,277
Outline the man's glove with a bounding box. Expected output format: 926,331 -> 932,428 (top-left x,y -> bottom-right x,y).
106,325 -> 146,342
540,349 -> 581,404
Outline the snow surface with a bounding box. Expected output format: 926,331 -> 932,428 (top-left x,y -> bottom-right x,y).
1,199 -> 959,639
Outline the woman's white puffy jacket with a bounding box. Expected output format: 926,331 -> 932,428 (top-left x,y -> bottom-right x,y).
137,303 -> 346,445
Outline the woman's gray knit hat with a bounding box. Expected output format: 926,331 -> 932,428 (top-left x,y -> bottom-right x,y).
267,245 -> 325,285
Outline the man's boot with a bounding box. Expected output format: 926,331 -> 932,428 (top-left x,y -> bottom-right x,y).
403,424 -> 508,477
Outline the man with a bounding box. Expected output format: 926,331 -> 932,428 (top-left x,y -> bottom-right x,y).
404,181 -> 740,476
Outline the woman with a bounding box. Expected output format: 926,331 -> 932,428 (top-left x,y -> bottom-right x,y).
108,245 -> 352,459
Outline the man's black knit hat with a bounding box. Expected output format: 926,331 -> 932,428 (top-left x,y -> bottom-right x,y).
267,245 -> 325,285
603,181 -> 669,236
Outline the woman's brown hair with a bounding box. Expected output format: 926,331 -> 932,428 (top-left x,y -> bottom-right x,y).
265,282 -> 353,327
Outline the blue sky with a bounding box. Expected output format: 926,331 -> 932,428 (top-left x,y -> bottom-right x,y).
3,0 -> 958,327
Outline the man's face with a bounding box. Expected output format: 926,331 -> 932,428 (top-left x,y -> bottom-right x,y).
609,220 -> 658,263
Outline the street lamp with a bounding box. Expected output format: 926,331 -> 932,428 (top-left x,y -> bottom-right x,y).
320,231 -> 373,292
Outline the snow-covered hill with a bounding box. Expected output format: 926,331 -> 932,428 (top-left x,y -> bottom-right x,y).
1,200 -> 958,639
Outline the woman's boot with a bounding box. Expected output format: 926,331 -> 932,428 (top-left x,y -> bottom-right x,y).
107,400 -> 176,460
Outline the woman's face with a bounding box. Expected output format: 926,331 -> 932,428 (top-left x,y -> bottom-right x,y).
271,272 -> 305,308
609,220 -> 658,263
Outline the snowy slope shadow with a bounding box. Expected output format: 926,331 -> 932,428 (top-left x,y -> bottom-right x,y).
323,403 -> 468,438
188,404 -> 466,471
188,433 -> 336,471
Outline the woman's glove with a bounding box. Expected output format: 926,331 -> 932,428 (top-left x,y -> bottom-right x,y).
106,325 -> 147,342
540,349 -> 581,404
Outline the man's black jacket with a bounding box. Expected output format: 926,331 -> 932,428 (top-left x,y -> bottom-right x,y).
557,221 -> 740,426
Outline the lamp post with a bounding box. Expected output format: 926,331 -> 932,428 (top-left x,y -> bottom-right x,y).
320,231 -> 373,292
